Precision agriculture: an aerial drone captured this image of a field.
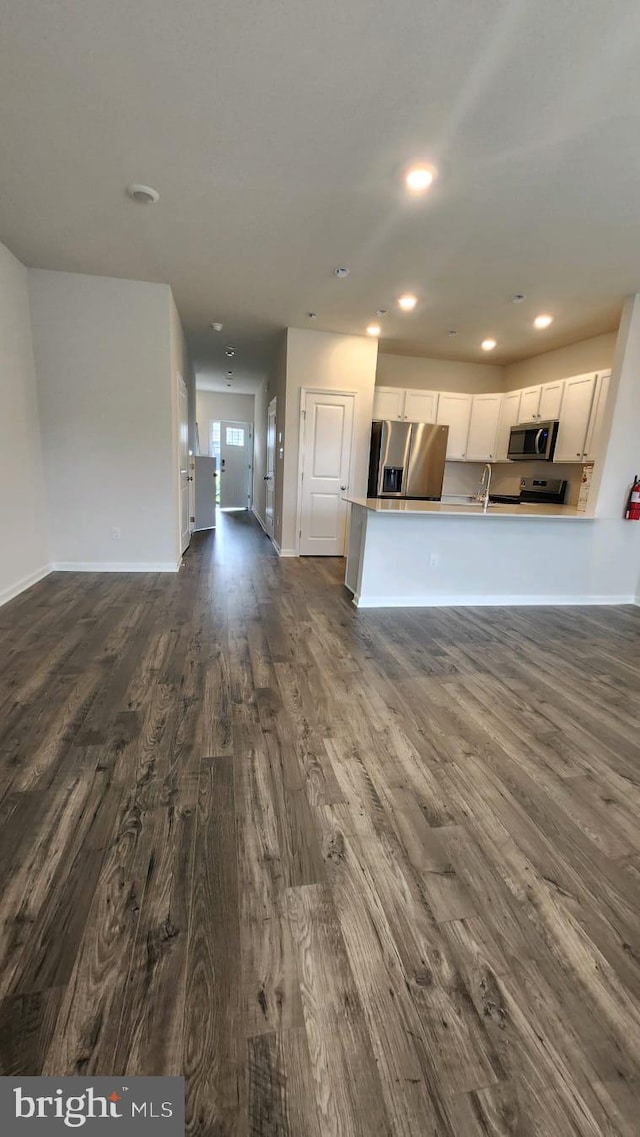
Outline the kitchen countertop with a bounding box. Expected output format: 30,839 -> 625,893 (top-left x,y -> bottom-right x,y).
346,496 -> 592,519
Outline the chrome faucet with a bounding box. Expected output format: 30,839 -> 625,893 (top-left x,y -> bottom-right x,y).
478,462 -> 492,512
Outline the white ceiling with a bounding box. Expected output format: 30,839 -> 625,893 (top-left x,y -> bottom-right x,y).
2,1 -> 640,389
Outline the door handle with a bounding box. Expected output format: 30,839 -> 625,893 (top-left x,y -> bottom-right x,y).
534,428 -> 544,454
341,484 -> 347,491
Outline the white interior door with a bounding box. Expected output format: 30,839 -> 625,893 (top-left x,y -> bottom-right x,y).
177,374 -> 191,554
220,420 -> 251,509
299,391 -> 354,556
265,398 -> 276,537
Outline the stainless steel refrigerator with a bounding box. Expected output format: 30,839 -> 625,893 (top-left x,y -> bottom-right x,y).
368,420 -> 449,499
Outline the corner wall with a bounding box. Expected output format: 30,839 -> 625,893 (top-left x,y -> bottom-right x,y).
376,351 -> 504,393
280,328 -> 378,554
503,332 -> 616,390
0,241 -> 49,604
29,270 -> 179,570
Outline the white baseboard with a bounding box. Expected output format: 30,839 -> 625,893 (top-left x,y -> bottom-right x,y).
252,508 -> 267,532
51,561 -> 180,573
354,592 -> 638,608
278,548 -> 298,558
0,563 -> 53,608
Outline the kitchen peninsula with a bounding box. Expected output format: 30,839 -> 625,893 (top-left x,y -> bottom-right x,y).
344,496 -> 639,608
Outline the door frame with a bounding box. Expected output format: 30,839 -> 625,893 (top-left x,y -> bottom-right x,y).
295,387 -> 358,557
218,419 -> 253,510
265,396 -> 277,539
177,373 -> 192,556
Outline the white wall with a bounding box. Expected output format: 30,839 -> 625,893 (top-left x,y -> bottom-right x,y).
376,351 -> 504,393
281,328 -> 378,554
503,332 -> 616,390
590,297 -> 640,535
0,241 -> 49,604
29,270 -> 179,569
196,390 -> 255,455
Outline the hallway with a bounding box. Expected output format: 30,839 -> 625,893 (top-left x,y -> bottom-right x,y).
0,511 -> 639,1135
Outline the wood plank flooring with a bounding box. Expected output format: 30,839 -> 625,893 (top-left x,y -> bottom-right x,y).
1,509 -> 640,1135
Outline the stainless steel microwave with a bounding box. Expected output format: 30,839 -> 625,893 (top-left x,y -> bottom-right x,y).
507,420 -> 559,461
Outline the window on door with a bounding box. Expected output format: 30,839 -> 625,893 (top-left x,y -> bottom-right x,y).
225,426 -> 245,447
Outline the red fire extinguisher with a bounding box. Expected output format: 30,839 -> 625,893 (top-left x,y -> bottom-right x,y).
625,474 -> 640,520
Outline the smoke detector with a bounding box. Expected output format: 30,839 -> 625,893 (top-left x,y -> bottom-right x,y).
447,329 -> 458,337
510,293 -> 526,303
126,184 -> 160,204
225,345 -> 236,357
306,312 -> 317,319
376,309 -> 388,317
211,322 -> 223,332
334,267 -> 350,278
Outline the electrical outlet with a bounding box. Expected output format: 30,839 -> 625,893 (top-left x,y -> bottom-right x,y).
111,526 -> 121,540
429,552 -> 439,568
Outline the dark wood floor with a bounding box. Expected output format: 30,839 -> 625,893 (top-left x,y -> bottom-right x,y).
1,511 -> 640,1135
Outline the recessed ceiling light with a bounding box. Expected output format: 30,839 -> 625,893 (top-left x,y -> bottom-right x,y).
376,309 -> 388,317
511,293 -> 526,304
211,322 -> 223,332
405,164 -> 436,193
533,314 -> 553,329
306,312 -> 317,319
447,329 -> 458,337
227,369 -> 233,375
398,294 -> 417,311
225,346 -> 235,357
334,267 -> 350,278
126,183 -> 160,204
481,338 -> 497,351
367,324 -> 381,337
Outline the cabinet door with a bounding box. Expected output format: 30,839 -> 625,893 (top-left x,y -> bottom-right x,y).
436,393 -> 472,459
465,394 -> 502,461
403,389 -> 439,423
554,373 -> 597,462
495,390 -> 521,460
539,380 -> 564,421
373,387 -> 405,421
584,371 -> 611,461
518,386 -> 541,422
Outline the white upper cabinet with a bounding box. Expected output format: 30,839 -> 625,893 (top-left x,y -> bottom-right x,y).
372,387 -> 405,421
465,394 -> 502,461
518,386 -> 541,422
495,390 -> 521,460
404,388 -> 439,423
583,371 -> 611,461
553,373 -> 597,462
436,393 -> 473,459
538,380 -> 564,420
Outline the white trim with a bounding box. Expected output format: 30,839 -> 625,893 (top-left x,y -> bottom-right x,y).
296,387 -> 358,557
252,507 -> 267,533
0,564 -> 53,608
278,548 -> 298,558
353,592 -> 638,608
52,561 -> 180,573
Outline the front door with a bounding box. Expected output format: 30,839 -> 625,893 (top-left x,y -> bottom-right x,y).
299,391 -> 355,556
177,375 -> 191,554
220,420 -> 251,509
265,398 -> 276,537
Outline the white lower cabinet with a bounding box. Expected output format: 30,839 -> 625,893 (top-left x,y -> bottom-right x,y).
465,394 -> 502,461
436,393 -> 472,459
554,373 -> 597,462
